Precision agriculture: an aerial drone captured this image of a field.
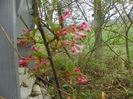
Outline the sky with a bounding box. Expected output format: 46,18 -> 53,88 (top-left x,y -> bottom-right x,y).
71,0 -> 133,23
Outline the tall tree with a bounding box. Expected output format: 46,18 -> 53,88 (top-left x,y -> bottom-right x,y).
93,0 -> 104,58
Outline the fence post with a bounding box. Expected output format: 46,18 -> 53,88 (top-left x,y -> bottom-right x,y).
0,0 -> 21,98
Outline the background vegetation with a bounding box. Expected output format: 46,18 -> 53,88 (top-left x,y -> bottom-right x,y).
19,0 -> 133,99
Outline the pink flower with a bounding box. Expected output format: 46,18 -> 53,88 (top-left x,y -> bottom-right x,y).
17,39 -> 24,45
59,16 -> 65,22
70,24 -> 77,31
71,44 -> 84,54
19,57 -> 28,67
61,40 -> 70,47
76,75 -> 88,85
28,55 -> 33,59
74,67 -> 81,73
59,9 -> 72,21
78,22 -> 90,32
74,67 -> 88,85
63,9 -> 72,17
71,45 -> 80,54
56,28 -> 67,36
41,59 -> 47,65
74,32 -> 86,40
74,44 -> 84,51
23,28 -> 30,33
31,45 -> 38,52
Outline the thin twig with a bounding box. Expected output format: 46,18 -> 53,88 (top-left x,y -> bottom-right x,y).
0,24 -> 22,58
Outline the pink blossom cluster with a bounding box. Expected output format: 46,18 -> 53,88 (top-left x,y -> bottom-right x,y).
19,55 -> 47,68
31,45 -> 38,52
71,44 -> 84,55
74,67 -> 88,85
17,28 -> 47,68
17,28 -> 31,46
57,9 -> 90,54
19,57 -> 29,67
59,9 -> 72,22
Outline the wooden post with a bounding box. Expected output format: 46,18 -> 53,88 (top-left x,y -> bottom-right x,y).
0,0 -> 20,98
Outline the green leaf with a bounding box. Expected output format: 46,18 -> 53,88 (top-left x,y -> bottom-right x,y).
62,84 -> 69,90
31,29 -> 38,38
32,51 -> 42,57
47,20 -> 60,32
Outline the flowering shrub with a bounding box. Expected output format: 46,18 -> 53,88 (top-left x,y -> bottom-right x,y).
17,9 -> 90,98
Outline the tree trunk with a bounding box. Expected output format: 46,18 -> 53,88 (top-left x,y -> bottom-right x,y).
93,0 -> 104,59
125,23 -> 132,70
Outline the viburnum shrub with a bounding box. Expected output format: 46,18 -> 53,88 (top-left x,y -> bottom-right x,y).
17,9 -> 90,98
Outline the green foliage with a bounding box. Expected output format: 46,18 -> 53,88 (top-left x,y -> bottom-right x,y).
54,53 -> 75,70
47,20 -> 61,32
